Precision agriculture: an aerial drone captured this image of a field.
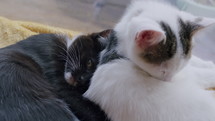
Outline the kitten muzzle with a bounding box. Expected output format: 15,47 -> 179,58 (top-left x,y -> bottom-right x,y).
64,72 -> 78,86
67,77 -> 78,86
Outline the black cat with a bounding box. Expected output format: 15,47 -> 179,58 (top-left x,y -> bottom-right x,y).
0,30 -> 111,121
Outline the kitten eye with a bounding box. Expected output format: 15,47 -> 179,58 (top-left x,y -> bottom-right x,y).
87,59 -> 93,69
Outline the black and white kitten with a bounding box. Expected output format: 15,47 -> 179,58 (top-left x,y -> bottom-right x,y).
0,30 -> 110,121
84,1 -> 215,121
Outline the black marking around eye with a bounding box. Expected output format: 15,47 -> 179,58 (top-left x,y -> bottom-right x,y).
178,18 -> 202,55
142,22 -> 177,64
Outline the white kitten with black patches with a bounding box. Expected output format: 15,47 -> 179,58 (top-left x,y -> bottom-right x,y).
114,1 -> 214,81
84,1 -> 215,121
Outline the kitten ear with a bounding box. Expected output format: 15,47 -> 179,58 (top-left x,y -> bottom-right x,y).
91,29 -> 112,39
135,30 -> 166,48
128,18 -> 166,49
98,29 -> 113,38
97,29 -> 113,47
189,17 -> 215,37
195,17 -> 215,27
91,29 -> 113,51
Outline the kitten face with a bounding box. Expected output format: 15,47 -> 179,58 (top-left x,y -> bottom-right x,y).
64,30 -> 111,86
114,1 -> 214,81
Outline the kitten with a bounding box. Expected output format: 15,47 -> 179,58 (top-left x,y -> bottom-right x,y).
0,30 -> 110,121
84,1 -> 215,121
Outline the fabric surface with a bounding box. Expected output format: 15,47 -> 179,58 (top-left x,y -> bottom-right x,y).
0,16 -> 80,48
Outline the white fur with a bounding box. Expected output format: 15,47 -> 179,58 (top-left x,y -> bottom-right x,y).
64,72 -> 72,84
188,56 -> 215,89
84,1 -> 215,121
114,1 -> 184,81
114,1 -> 215,81
85,58 -> 215,121
84,57 -> 215,121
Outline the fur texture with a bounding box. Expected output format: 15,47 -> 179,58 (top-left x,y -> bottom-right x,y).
84,1 -> 215,121
0,33 -> 110,121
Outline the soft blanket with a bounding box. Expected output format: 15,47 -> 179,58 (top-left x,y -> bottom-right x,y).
0,16 -> 79,48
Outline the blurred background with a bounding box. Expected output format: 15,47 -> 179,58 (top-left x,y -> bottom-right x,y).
0,0 -> 214,62
0,0 -> 126,33
0,0 -> 214,33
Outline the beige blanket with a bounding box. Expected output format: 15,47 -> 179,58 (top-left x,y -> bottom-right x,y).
0,16 -> 79,48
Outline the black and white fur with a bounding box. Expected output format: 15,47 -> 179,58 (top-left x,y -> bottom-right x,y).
84,1 -> 215,121
0,32 -> 110,121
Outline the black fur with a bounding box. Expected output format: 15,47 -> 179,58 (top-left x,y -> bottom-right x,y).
0,33 -> 109,121
139,21 -> 177,64
0,35 -> 78,121
99,31 -> 125,65
178,18 -> 202,55
65,33 -> 108,93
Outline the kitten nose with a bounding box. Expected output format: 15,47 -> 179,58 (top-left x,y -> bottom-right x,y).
78,74 -> 92,84
64,72 -> 77,86
67,76 -> 77,86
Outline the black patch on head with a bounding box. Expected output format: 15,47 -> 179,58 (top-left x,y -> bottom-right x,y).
141,22 -> 177,64
99,31 -> 125,65
179,18 -> 202,55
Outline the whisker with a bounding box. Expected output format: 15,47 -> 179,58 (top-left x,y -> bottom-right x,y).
68,47 -> 78,69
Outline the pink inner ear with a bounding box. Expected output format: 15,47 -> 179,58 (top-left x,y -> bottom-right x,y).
135,30 -> 163,48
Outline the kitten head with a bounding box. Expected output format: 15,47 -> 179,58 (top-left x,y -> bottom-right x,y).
114,1 -> 215,81
64,29 -> 111,86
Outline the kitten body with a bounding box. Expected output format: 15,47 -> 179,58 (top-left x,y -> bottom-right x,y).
84,1 -> 215,121
0,32 -> 109,121
0,34 -> 79,121
86,58 -> 215,121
